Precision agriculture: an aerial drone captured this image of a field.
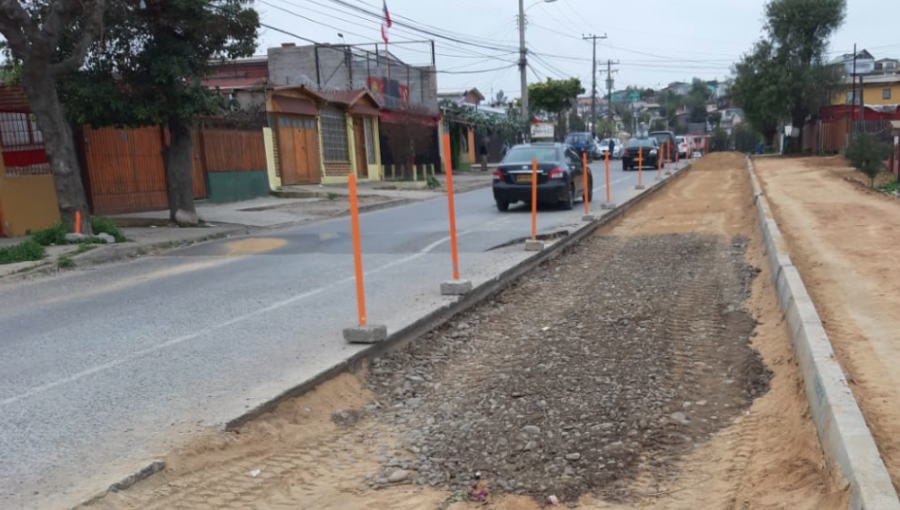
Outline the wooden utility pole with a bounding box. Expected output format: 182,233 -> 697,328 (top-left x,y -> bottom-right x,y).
583,34 -> 607,135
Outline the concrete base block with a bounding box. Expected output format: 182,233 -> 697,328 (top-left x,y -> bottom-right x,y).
582,214 -> 597,222
525,239 -> 545,251
343,324 -> 388,344
635,184 -> 646,190
441,279 -> 473,295
600,202 -> 617,210
665,170 -> 673,176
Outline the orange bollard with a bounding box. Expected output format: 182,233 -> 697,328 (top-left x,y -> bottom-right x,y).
443,134 -> 460,280
74,210 -> 82,235
666,142 -> 672,175
604,150 -> 611,204
531,158 -> 538,240
582,152 -> 589,215
636,147 -> 644,189
657,143 -> 663,179
348,174 -> 367,326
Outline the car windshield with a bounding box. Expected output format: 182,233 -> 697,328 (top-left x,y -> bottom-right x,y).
676,137 -> 685,143
565,134 -> 592,144
503,146 -> 559,164
600,139 -> 612,147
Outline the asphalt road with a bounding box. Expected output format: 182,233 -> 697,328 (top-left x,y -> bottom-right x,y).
0,159 -> 684,509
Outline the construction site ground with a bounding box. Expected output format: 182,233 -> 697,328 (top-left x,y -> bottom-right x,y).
88,153 -> 848,510
754,156 -> 900,495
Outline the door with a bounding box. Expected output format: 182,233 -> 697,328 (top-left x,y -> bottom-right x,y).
277,115 -> 320,185
353,116 -> 368,178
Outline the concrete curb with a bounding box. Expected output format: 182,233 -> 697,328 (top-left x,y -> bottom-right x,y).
71,164 -> 690,508
746,156 -> 900,510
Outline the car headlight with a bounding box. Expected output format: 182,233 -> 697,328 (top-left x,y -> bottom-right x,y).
650,149 -> 658,156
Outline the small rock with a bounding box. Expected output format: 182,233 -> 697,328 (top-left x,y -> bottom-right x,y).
523,425 -> 541,435
388,469 -> 410,483
565,453 -> 581,461
670,412 -> 690,425
96,232 -> 116,244
65,233 -> 86,243
405,398 -> 422,408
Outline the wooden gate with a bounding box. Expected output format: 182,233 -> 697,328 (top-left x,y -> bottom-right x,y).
276,115 -> 320,185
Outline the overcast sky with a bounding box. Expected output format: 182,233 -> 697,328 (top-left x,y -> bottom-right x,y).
256,0 -> 900,99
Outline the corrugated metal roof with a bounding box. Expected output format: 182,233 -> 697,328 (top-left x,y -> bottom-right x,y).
0,85 -> 30,112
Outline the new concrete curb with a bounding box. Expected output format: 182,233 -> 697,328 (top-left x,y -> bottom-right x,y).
71,165 -> 689,509
746,156 -> 900,510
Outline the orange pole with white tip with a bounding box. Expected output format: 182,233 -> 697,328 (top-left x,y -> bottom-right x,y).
74,211 -> 82,235
657,144 -> 663,179
443,134 -> 461,280
604,150 -> 610,204
348,174 -> 367,326
531,158 -> 538,240
582,152 -> 589,214
666,142 -> 671,174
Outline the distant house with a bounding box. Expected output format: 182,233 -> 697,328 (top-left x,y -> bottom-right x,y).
830,49 -> 876,76
437,88 -> 485,108
664,82 -> 692,96
874,58 -> 899,75
203,56 -> 268,112
832,74 -> 900,106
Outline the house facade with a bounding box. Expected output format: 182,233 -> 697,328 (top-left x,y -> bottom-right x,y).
833,74 -> 900,106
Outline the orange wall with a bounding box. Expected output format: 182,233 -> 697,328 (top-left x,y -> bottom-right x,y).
0,149 -> 60,237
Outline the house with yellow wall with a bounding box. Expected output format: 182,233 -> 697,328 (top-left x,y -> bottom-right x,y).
832,74 -> 900,106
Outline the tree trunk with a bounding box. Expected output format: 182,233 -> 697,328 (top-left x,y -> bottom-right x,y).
162,116 -> 199,225
20,71 -> 93,235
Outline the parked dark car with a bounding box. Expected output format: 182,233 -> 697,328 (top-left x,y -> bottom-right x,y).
564,132 -> 595,159
649,131 -> 677,161
622,138 -> 659,171
492,143 -> 592,211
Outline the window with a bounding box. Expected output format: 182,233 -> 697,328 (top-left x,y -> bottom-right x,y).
320,108 -> 349,162
0,112 -> 43,149
884,88 -> 892,100
364,117 -> 376,164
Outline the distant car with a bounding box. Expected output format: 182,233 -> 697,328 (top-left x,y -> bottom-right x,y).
564,132 -> 595,160
492,143 -> 593,211
649,131 -> 677,161
591,142 -> 604,161
676,136 -> 689,159
622,138 -> 660,171
597,138 -> 623,159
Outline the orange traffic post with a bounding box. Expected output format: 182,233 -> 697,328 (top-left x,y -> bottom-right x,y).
666,142 -> 672,175
342,173 -> 387,344
440,134 -> 472,295
657,143 -> 663,180
674,145 -> 679,173
635,147 -> 645,190
525,158 -> 544,251
581,152 -> 595,221
601,150 -> 615,209
74,210 -> 82,235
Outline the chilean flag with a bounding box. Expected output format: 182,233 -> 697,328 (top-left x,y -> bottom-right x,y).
381,0 -> 392,43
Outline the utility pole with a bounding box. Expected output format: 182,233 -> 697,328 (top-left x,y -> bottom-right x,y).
518,0 -> 528,124
583,34 -> 607,136
851,43 -> 857,139
600,60 -> 619,135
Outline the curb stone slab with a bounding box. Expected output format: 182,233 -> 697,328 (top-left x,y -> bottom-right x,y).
746,156 -> 900,510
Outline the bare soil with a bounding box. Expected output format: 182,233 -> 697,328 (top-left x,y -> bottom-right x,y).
87,153 -> 846,510
755,156 -> 900,493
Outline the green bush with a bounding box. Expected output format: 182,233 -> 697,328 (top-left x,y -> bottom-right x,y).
32,223 -> 69,246
733,125 -> 761,154
846,133 -> 892,188
91,216 -> 128,243
0,240 -> 46,265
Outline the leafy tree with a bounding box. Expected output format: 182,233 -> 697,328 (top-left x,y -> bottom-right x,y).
708,111 -> 723,128
493,90 -> 509,107
732,0 -> 845,151
732,40 -> 791,146
0,0 -> 106,234
846,133 -> 891,188
567,112 -> 586,133
528,78 -> 585,135
59,0 -> 259,224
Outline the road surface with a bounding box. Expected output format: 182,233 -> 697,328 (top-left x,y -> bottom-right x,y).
0,159 -> 683,509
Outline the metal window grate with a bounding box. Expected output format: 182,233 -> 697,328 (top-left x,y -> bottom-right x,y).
364,117 -> 376,164
0,112 -> 43,149
321,109 -> 349,162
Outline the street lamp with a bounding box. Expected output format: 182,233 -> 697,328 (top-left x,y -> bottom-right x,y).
519,0 -> 558,124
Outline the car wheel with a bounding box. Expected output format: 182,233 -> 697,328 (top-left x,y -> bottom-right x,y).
562,183 -> 575,210
495,199 -> 510,212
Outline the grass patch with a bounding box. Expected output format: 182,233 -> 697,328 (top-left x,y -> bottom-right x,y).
326,192 -> 339,201
876,179 -> 899,195
427,176 -> 441,189
74,244 -> 97,255
0,240 -> 46,265
57,255 -> 75,269
32,224 -> 69,246
91,216 -> 128,242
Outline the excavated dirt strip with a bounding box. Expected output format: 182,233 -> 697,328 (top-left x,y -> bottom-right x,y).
88,153 -> 847,510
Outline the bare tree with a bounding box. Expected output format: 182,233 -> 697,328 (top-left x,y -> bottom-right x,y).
0,0 -> 106,234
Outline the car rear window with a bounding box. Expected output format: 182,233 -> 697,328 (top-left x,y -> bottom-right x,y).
503,147 -> 559,163
626,138 -> 655,148
565,134 -> 591,144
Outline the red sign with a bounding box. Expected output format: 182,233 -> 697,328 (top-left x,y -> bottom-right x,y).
367,77 -> 385,105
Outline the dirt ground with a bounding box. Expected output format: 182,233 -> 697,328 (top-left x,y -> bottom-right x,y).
88,153 -> 846,510
755,155 -> 900,493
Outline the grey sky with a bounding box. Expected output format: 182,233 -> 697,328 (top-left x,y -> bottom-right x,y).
257,0 -> 900,98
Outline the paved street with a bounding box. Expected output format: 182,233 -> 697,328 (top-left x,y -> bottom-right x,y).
0,159 -> 683,510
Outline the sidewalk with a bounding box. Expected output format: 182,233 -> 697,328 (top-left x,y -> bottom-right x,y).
276,170 -> 493,200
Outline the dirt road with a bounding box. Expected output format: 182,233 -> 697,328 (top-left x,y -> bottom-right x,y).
755,156 -> 900,493
89,154 -> 846,510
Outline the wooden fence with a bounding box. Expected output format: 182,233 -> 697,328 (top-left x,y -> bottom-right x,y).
80,124 -> 266,214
